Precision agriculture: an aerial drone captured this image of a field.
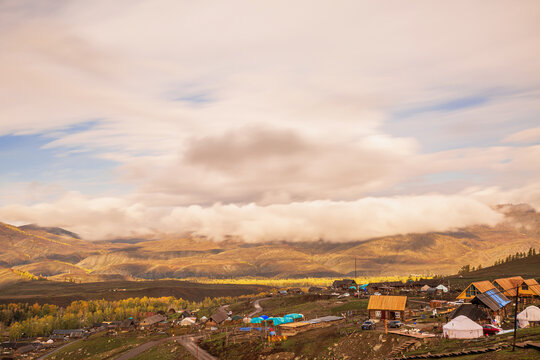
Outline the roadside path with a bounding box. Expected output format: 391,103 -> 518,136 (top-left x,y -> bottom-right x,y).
35,338 -> 82,360
248,297 -> 270,317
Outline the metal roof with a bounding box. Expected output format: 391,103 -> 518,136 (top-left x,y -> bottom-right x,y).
473,289 -> 511,311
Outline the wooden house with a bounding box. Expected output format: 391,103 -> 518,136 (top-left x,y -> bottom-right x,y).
494,276 -> 540,298
140,314 -> 166,328
367,295 -> 407,321
456,280 -> 495,300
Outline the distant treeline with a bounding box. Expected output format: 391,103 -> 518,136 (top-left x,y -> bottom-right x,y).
458,247 -> 538,274
1,295 -> 238,340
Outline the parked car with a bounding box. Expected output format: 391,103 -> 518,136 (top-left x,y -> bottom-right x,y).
361,320 -> 376,330
388,320 -> 403,328
373,292 -> 382,296
337,293 -> 350,299
482,324 -> 501,336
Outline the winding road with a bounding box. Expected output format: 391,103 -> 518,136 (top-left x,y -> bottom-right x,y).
248,297 -> 270,317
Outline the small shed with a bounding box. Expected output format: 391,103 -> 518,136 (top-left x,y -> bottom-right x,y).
443,315 -> 483,339
420,285 -> 431,292
209,308 -> 228,324
367,295 -> 407,320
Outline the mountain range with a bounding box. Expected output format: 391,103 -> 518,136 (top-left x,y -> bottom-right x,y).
1,204 -> 539,284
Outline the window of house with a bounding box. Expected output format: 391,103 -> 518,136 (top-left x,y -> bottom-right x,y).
522,284 -> 529,290
395,312 -> 400,319
375,311 -> 381,318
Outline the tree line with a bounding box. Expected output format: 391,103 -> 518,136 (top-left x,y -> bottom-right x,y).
458,247 -> 538,274
2,295 -> 236,340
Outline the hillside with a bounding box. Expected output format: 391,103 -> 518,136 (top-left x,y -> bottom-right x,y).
0,204 -> 539,280
0,222 -> 98,266
445,253 -> 540,288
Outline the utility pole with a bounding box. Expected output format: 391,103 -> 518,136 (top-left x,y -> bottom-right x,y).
512,284 -> 519,351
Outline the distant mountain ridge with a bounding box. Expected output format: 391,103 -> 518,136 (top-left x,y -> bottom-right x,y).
1,204 -> 539,282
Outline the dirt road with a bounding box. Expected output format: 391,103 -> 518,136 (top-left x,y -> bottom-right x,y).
248,297 -> 270,317
113,335 -> 216,360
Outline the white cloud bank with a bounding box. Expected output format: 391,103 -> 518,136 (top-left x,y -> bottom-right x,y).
0,192 -> 504,241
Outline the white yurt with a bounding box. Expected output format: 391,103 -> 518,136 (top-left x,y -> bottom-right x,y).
517,306 -> 540,328
443,315 -> 483,339
436,284 -> 449,293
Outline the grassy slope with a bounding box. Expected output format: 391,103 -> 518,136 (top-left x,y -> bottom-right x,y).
45,332 -> 166,360
404,326 -> 540,358
130,340 -> 195,360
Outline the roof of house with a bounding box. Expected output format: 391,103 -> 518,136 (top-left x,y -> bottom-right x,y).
367,295 -> 407,311
140,314 -> 166,326
494,276 -> 524,296
332,279 -> 356,286
305,316 -> 344,324
524,279 -> 540,296
449,304 -> 489,322
457,280 -> 496,299
279,321 -> 310,328
120,319 -> 136,327
210,308 -> 228,324
472,289 -> 511,311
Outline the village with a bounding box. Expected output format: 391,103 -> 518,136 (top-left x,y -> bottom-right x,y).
1,274 -> 540,359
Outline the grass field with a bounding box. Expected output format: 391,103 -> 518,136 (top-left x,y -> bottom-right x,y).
184,275 -> 428,288
45,332 -> 166,360
404,326 -> 540,358
0,279 -> 267,306
449,348 -> 540,360
130,340 -> 195,360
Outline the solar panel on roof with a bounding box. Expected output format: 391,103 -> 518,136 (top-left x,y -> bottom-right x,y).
485,289 -> 511,308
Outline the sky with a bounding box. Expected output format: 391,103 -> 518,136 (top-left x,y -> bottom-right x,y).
0,0 -> 539,241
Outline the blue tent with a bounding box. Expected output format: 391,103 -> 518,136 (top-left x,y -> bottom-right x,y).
284,313 -> 303,320
260,315 -> 269,320
250,317 -> 262,324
